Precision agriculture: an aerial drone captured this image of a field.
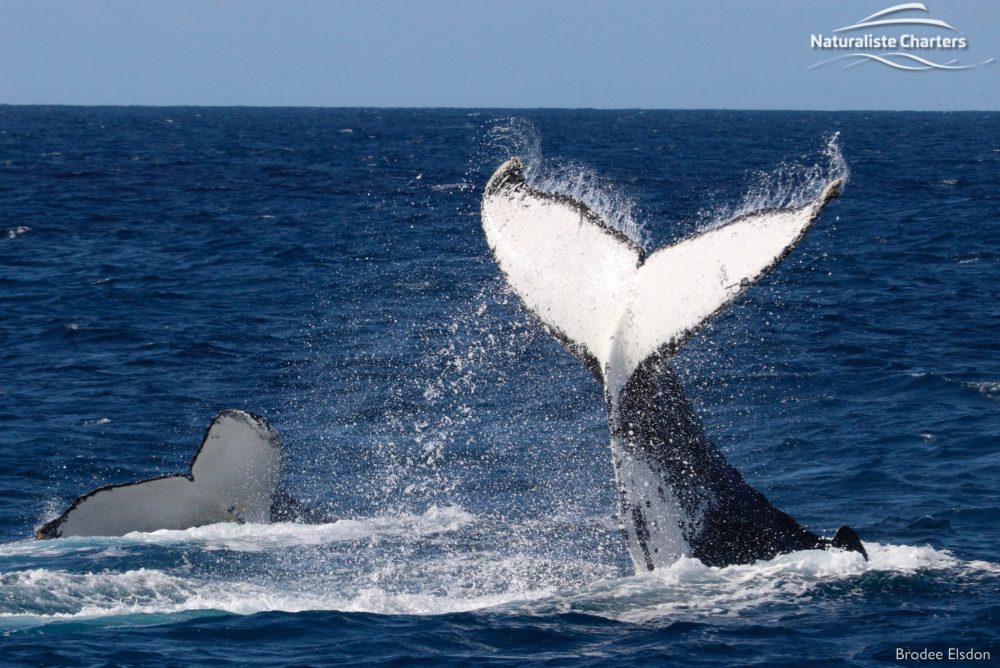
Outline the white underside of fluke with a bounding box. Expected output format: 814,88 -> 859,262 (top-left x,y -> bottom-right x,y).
482,157 -> 842,398
43,410 -> 283,538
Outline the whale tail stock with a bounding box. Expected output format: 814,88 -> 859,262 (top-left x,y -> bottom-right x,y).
481,157 -> 866,569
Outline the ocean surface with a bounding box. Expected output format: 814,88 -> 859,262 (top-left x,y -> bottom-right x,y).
0,108 -> 997,666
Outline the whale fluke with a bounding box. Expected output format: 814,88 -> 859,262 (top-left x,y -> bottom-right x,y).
35,410 -> 326,539
482,157 -> 864,570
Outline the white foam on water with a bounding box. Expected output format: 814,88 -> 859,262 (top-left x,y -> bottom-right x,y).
127,504 -> 476,551
2,504 -> 995,629
0,563 -> 554,623
517,541 -> 995,623
2,505 -> 475,557
4,226 -> 30,239
965,380 -> 1000,400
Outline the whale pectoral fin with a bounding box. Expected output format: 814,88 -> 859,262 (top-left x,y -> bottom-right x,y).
831,525 -> 868,560
812,525 -> 868,560
36,409 -> 285,539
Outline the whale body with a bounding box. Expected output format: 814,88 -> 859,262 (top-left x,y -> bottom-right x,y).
481,157 -> 866,570
36,410 -> 329,539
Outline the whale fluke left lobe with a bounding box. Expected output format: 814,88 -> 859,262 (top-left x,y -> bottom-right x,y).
36,410 -> 284,539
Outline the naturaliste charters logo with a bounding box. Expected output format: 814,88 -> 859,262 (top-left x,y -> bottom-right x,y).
809,2 -> 994,71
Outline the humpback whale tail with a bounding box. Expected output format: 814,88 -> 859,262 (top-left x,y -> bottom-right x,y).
481,157 -> 866,570
36,410 -> 328,539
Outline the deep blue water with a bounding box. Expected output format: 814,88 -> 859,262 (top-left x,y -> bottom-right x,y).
0,108 -> 997,666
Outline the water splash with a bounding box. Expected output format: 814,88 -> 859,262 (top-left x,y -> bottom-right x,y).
712,132 -> 849,229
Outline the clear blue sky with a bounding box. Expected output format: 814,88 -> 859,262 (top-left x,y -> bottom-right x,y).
1,0 -> 997,109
